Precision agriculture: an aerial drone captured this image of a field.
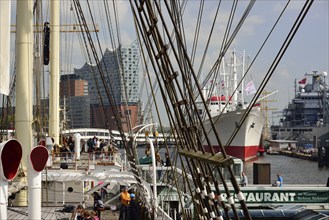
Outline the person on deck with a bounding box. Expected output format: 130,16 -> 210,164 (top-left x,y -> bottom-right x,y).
276,173 -> 283,187
240,171 -> 248,187
75,205 -> 85,220
83,210 -> 92,220
119,187 -> 131,220
93,192 -> 104,219
102,142 -> 109,160
164,153 -> 172,183
127,193 -> 141,220
91,210 -> 100,220
87,138 -> 94,152
165,152 -> 171,167
156,153 -> 164,181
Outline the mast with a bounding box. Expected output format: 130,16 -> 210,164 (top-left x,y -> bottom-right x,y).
318,71 -> 328,126
49,0 -> 60,144
241,50 -> 246,106
232,49 -> 238,106
15,0 -> 33,207
0,1 -> 11,96
222,57 -> 228,111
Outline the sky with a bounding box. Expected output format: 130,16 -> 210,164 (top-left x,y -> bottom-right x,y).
7,0 -> 329,127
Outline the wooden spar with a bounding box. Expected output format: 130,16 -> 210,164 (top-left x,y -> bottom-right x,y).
49,0 -> 60,144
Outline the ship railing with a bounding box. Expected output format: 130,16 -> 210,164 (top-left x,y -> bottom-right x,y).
135,162 -> 242,186
51,151 -> 91,170
135,165 -> 193,185
90,150 -> 122,165
157,183 -> 194,218
51,151 -> 80,169
50,150 -> 122,169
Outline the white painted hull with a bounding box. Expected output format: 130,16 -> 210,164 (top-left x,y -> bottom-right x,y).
203,108 -> 265,161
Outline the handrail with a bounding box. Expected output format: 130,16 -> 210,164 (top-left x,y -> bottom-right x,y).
50,151 -> 122,170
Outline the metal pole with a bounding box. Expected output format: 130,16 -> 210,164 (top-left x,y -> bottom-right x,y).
49,0 -> 60,144
28,169 -> 42,219
132,124 -> 147,132
133,123 -> 157,147
147,138 -> 157,218
0,181 -> 8,220
46,137 -> 54,167
16,0 -> 33,207
74,133 -> 81,160
133,123 -> 158,218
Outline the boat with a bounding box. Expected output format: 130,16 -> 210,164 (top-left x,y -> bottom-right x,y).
2,1 -> 325,219
200,50 -> 265,161
271,71 -> 329,148
204,106 -> 265,161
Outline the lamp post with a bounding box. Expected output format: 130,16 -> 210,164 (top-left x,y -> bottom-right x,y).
131,124 -> 147,132
133,123 -> 158,163
146,137 -> 157,218
133,123 -> 158,218
125,124 -> 147,168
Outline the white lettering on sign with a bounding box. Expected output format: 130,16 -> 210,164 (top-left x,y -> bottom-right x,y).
241,192 -> 296,202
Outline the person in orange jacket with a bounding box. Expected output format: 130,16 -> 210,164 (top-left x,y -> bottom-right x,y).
119,186 -> 131,220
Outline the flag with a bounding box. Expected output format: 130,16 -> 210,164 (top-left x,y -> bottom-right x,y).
221,80 -> 225,89
245,81 -> 256,95
0,1 -> 11,95
298,78 -> 306,84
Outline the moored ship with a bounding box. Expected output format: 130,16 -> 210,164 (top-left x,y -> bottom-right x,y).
199,50 -> 265,161
204,103 -> 264,161
271,71 -> 329,147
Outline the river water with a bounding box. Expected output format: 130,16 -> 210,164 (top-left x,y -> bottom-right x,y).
244,154 -> 329,185
125,148 -> 329,186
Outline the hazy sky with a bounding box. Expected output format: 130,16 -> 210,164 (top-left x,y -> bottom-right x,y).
9,0 -> 329,126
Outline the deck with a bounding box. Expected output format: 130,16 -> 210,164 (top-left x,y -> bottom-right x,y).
7,206 -> 121,220
7,206 -> 174,220
7,207 -> 72,220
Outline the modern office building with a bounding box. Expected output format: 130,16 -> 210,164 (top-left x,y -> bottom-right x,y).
71,41 -> 140,130
74,41 -> 140,104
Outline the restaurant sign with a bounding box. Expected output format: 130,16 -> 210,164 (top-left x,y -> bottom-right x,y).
236,190 -> 329,204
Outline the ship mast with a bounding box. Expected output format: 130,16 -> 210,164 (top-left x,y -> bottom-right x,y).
49,0 -> 61,144
321,71 -> 328,126
15,0 -> 33,208
319,71 -> 328,126
232,49 -> 238,105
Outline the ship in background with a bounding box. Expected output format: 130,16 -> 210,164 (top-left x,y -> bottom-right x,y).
271,71 -> 329,148
199,50 -> 265,161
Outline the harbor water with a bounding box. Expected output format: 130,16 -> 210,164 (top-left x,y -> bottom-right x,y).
127,147 -> 329,186
244,154 -> 329,185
